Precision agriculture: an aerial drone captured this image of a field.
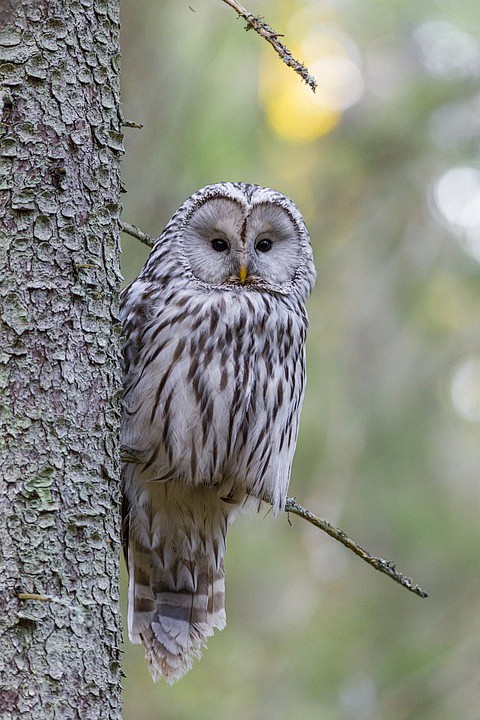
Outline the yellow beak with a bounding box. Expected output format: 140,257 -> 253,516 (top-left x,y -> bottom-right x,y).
239,265 -> 248,283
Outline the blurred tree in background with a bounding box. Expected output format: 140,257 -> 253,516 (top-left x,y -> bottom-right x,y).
120,1 -> 480,718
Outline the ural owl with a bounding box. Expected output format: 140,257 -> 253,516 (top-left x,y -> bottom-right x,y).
120,182 -> 316,683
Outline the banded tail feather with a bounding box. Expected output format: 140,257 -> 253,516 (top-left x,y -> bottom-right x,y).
123,473 -> 239,683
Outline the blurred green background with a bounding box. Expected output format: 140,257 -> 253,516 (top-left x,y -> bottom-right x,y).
119,1 -> 480,718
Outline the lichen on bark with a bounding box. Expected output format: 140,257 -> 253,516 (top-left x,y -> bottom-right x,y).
0,1 -> 123,717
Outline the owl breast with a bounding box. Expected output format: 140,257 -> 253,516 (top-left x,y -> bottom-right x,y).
121,284 -> 307,510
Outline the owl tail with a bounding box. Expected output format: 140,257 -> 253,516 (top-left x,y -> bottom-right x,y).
124,481 -> 238,684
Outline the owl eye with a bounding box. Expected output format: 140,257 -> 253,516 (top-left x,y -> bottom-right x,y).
211,238 -> 229,252
256,238 -> 272,253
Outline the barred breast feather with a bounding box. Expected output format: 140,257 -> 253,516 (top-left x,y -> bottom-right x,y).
122,284 -> 307,509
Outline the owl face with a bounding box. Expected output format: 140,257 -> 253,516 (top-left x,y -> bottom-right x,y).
180,196 -> 302,290
143,183 -> 316,301
174,184 -> 315,297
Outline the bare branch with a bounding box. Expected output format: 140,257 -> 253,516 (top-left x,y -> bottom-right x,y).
120,446 -> 428,599
285,498 -> 428,599
122,119 -> 144,129
121,445 -> 144,464
221,0 -> 317,93
120,220 -> 154,248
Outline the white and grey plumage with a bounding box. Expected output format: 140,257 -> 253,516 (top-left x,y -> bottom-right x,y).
120,182 -> 316,683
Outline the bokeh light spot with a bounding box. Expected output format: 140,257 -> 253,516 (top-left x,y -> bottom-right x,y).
259,20 -> 363,142
414,20 -> 480,79
263,83 -> 340,143
432,166 -> 480,261
451,357 -> 480,422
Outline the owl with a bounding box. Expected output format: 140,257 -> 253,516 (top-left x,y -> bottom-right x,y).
120,182 -> 316,683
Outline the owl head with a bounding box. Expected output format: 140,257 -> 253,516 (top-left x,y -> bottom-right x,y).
145,182 -> 316,301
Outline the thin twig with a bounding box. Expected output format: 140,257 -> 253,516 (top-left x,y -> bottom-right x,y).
121,446 -> 143,464
285,498 -> 428,598
18,593 -> 52,601
122,119 -> 144,129
120,220 -> 154,248
120,446 -> 427,598
221,0 -> 317,93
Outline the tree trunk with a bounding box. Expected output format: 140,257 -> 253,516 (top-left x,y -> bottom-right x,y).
0,1 -> 123,717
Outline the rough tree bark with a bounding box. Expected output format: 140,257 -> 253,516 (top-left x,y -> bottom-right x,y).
0,1 -> 123,717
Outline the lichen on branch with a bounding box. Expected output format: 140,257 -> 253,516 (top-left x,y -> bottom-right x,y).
221,0 -> 317,92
